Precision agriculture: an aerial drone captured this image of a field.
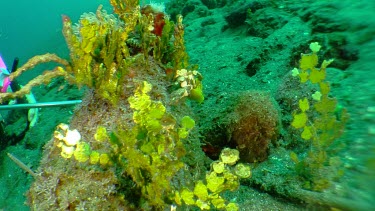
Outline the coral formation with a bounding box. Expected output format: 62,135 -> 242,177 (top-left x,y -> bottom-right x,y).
16,0 -> 223,210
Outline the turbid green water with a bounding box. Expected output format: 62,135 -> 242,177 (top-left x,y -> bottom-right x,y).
0,0 -> 374,210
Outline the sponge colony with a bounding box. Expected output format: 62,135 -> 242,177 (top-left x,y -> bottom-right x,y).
228,91 -> 279,163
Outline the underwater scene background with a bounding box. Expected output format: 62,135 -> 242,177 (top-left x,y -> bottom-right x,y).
0,0 -> 374,210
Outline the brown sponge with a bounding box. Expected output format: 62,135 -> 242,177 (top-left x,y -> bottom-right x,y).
228,91 -> 279,163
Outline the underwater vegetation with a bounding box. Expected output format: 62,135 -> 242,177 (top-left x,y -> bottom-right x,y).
1,0 -> 238,210
290,42 -> 348,192
1,0 -> 364,210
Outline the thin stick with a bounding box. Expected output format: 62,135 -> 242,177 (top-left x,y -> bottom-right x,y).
7,152 -> 37,178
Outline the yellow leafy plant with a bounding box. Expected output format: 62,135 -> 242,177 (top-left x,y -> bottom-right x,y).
290,42 -> 349,191
175,148 -> 251,210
